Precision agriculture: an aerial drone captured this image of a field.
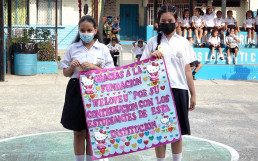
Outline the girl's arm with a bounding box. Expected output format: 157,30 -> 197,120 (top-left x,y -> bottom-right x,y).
225,23 -> 228,31
243,23 -> 247,31
234,36 -> 241,43
132,41 -> 137,47
81,62 -> 101,70
192,22 -> 196,28
185,64 -> 196,111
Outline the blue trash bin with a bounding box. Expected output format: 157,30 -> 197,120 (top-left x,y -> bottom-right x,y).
14,53 -> 37,75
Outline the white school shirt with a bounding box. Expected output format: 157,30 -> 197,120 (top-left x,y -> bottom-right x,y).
243,17 -> 255,28
108,44 -> 120,52
208,36 -> 220,45
141,33 -> 195,90
214,17 -> 225,27
180,17 -> 191,27
255,16 -> 258,25
61,40 -> 115,79
226,34 -> 239,48
134,45 -> 146,56
225,17 -> 236,26
203,12 -> 215,27
192,15 -> 204,27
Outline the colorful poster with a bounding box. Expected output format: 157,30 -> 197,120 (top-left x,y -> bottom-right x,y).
79,57 -> 181,160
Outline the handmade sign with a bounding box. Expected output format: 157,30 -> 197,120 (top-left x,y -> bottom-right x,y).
79,57 -> 181,160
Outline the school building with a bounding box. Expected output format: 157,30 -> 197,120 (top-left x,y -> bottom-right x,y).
103,0 -> 258,41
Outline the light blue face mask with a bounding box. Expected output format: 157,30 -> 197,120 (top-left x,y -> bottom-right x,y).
80,32 -> 94,43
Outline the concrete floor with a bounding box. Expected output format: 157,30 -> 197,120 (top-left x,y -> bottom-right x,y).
0,45 -> 257,161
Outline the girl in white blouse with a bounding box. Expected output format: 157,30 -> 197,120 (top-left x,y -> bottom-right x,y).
179,9 -> 192,38
141,4 -> 196,161
192,8 -> 204,46
243,10 -> 255,45
61,15 -> 114,161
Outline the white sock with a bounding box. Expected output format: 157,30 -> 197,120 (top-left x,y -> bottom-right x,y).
157,158 -> 165,161
248,38 -> 251,43
86,155 -> 93,161
252,39 -> 255,43
197,39 -> 200,43
172,153 -> 182,161
75,155 -> 85,161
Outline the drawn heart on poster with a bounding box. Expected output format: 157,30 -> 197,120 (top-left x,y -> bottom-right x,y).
110,139 -> 115,144
137,139 -> 142,144
150,130 -> 155,135
100,149 -> 105,155
96,87 -> 101,91
149,136 -> 154,141
90,94 -> 95,99
144,140 -> 149,145
127,136 -> 132,141
121,137 -> 126,142
114,144 -> 119,149
168,127 -> 173,132
139,133 -> 144,137
153,81 -> 158,85
144,131 -> 150,136
116,138 -> 120,143
132,143 -> 137,148
125,142 -> 130,146
133,134 -> 138,139
86,104 -> 91,108
120,145 -> 125,150
143,77 -> 148,81
157,136 -> 162,141
155,128 -> 161,133
160,86 -> 165,90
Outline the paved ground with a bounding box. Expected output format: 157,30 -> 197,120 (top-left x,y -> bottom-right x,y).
0,45 -> 257,161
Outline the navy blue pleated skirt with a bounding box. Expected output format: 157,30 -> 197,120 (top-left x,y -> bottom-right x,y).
61,78 -> 87,131
172,88 -> 191,135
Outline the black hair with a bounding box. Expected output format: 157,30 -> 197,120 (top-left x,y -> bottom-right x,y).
183,9 -> 190,19
226,27 -> 234,36
74,15 -> 100,43
114,16 -> 119,20
107,16 -> 112,19
216,11 -> 222,15
227,10 -> 232,14
206,6 -> 212,14
195,8 -> 204,16
211,29 -> 218,37
246,10 -> 254,19
156,4 -> 178,50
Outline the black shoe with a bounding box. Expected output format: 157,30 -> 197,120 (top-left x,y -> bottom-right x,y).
193,75 -> 196,80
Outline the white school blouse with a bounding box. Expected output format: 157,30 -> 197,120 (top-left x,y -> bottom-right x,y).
134,45 -> 146,56
61,40 -> 114,79
180,17 -> 191,27
225,17 -> 237,26
141,33 -> 195,90
107,44 -> 120,52
192,15 -> 204,28
203,12 -> 215,27
208,36 -> 221,45
243,17 -> 255,28
214,18 -> 225,27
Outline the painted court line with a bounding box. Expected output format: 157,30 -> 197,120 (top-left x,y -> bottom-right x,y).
0,131 -> 239,161
185,136 -> 239,161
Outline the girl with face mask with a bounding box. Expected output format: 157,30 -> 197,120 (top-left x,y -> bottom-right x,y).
141,4 -> 196,161
61,15 -> 114,161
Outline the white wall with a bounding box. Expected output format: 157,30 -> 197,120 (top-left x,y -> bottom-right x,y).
249,0 -> 258,12
62,0 -> 93,25
29,0 -> 37,25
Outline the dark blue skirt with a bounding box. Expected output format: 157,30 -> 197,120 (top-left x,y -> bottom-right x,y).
172,88 -> 191,135
61,78 -> 87,131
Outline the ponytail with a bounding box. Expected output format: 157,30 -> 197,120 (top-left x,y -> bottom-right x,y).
156,31 -> 163,50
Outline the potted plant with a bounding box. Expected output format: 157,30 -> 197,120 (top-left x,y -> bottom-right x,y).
12,28 -> 38,75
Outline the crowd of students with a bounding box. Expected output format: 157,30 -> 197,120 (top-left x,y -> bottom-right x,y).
177,6 -> 258,48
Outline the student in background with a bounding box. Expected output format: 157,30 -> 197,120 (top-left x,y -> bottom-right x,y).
226,28 -> 240,64
108,38 -> 120,66
214,11 -> 225,44
203,6 -> 216,46
187,37 -> 203,80
103,16 -> 115,45
243,10 -> 255,45
255,9 -> 258,46
132,39 -> 147,61
192,8 -> 204,47
208,29 -> 223,60
111,17 -> 121,43
180,9 -> 192,38
225,10 -> 240,35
